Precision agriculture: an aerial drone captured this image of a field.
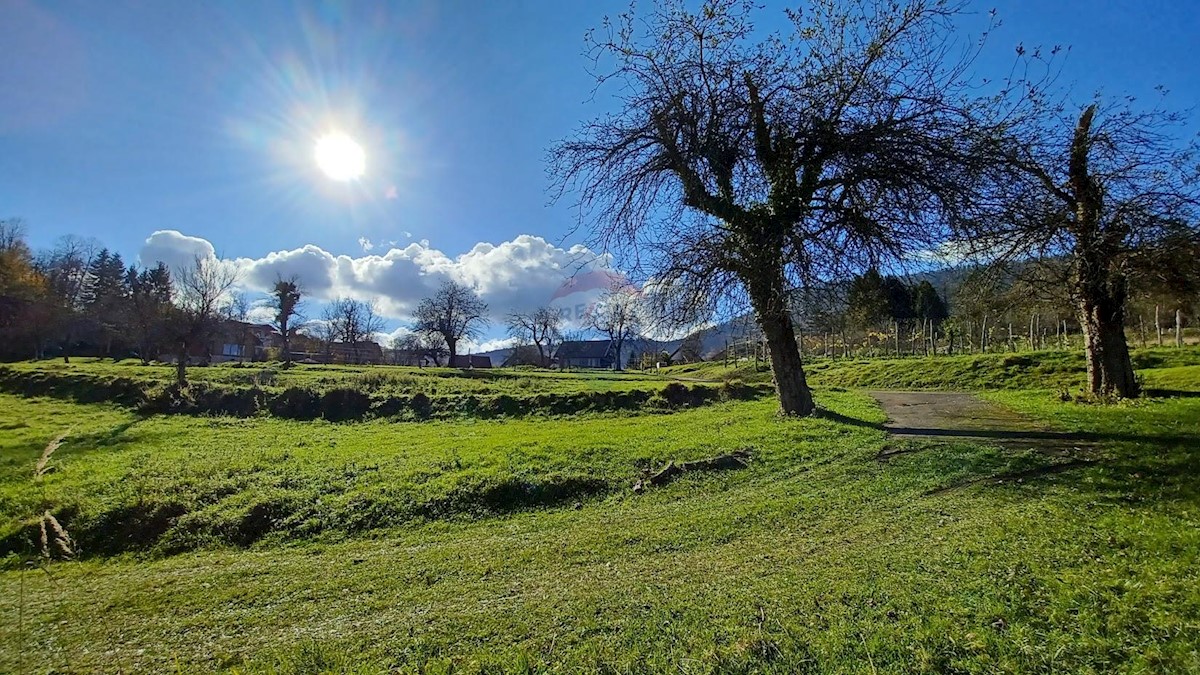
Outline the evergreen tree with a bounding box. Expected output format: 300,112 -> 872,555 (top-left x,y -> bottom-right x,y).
84,249 -> 129,355
912,281 -> 948,323
126,262 -> 173,364
847,269 -> 890,331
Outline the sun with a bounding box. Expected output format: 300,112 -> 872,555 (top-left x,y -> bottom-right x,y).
314,132 -> 365,181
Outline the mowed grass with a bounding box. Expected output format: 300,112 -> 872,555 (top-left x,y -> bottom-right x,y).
1,358 -> 681,397
1,380 -> 1199,672
664,346 -> 1200,393
0,395 -> 828,557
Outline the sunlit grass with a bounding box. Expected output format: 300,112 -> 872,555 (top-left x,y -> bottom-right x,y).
1,384 -> 1198,672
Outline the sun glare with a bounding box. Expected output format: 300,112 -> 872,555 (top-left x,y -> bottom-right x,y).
314,132 -> 365,181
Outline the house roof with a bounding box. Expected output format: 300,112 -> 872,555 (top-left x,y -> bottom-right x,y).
556,340 -> 613,360
452,354 -> 492,368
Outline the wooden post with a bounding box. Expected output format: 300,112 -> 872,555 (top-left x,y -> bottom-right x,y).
981,315 -> 988,353
894,320 -> 900,358
1028,314 -> 1035,351
1138,315 -> 1147,348
1156,305 -> 1163,347
1177,308 -> 1184,347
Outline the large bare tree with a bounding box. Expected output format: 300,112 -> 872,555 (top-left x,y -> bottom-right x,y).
586,288 -> 642,371
506,306 -> 563,367
551,0 -> 1011,414
169,255 -> 239,385
37,235 -> 100,363
322,297 -> 385,364
413,280 -> 489,366
995,100 -> 1199,397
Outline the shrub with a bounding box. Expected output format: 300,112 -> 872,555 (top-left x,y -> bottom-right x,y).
320,388 -> 372,422
268,387 -> 322,420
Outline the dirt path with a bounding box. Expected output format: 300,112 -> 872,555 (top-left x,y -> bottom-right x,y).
868,390 -> 1089,451
870,391 -> 1042,436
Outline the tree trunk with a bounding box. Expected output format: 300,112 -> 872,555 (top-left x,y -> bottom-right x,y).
1176,309 -> 1184,347
176,343 -> 188,386
747,276 -> 814,416
446,337 -> 458,367
1155,304 -> 1163,346
757,310 -> 815,415
1075,287 -> 1138,398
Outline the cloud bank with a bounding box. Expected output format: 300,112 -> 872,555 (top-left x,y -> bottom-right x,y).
139,230 -> 616,322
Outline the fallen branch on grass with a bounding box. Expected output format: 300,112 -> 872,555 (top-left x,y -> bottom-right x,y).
632,449 -> 752,492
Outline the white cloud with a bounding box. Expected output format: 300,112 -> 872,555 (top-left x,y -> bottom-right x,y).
139,230 -> 217,271
469,337 -> 518,353
138,231 -> 617,324
245,301 -> 276,326
358,237 -> 375,252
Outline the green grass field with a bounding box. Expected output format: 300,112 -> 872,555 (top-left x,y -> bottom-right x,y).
2,350 -> 1199,672
0,359 -> 682,396
665,347 -> 1200,394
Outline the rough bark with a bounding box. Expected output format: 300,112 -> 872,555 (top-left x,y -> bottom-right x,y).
1068,107 -> 1139,398
1077,293 -> 1138,397
747,273 -> 814,415
280,318 -> 292,367
1177,309 -> 1184,347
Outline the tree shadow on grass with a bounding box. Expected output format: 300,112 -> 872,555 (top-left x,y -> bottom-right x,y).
818,407 -> 1198,448
887,433 -> 1200,506
819,407 -> 1200,505
1143,388 -> 1200,399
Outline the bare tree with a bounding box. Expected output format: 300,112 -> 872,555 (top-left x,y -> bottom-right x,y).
305,319 -> 340,363
587,288 -> 642,371
413,280 -> 489,366
322,297 -> 386,363
169,255 -> 239,385
37,235 -> 100,362
551,0 -> 1015,414
226,291 -> 252,363
995,100 -> 1200,397
506,306 -> 562,367
393,330 -> 448,367
270,275 -> 304,367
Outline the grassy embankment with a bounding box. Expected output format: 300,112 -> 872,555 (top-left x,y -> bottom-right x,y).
0,350 -> 1197,672
665,346 -> 1200,393
0,359 -> 767,421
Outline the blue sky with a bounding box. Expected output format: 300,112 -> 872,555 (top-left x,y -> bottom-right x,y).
2,0 -> 1197,344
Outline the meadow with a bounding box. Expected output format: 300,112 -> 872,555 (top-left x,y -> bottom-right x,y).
1,349 -> 1198,673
